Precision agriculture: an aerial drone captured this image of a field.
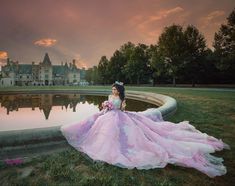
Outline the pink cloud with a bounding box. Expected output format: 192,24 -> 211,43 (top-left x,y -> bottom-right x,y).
34,38 -> 57,47
0,51 -> 7,59
0,51 -> 8,67
198,10 -> 226,48
128,7 -> 186,44
199,10 -> 226,29
130,6 -> 184,28
74,59 -> 88,69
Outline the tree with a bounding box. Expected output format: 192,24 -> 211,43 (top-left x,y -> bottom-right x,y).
85,68 -> 92,83
183,25 -> 207,86
107,50 -> 126,84
148,44 -> 167,85
98,56 -> 109,84
202,49 -> 220,83
119,42 -> 135,84
158,25 -> 186,86
85,66 -> 100,84
213,8 -> 235,83
91,66 -> 100,84
123,44 -> 150,84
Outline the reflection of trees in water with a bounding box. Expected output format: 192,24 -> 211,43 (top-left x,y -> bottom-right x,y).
84,95 -> 107,110
82,95 -> 157,111
0,94 -> 157,119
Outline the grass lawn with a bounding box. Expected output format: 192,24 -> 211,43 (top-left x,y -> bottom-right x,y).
0,86 -> 234,186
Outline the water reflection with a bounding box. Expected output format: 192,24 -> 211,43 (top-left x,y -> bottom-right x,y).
1,94 -> 97,119
0,94 -> 157,131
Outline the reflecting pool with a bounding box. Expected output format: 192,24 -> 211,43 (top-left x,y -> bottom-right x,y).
0,94 -> 157,131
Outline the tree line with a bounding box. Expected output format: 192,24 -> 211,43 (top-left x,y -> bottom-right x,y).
85,8 -> 235,86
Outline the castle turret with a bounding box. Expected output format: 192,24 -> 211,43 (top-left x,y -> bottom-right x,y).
7,58 -> 10,65
42,53 -> 52,65
72,59 -> 76,67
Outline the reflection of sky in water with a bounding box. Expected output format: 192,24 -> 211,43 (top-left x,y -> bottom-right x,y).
0,94 -> 157,131
0,101 -> 99,131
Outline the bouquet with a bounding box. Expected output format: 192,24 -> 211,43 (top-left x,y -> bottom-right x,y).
102,100 -> 114,113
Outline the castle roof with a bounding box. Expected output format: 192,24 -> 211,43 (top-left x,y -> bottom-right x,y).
70,65 -> 80,73
53,66 -> 66,76
80,69 -> 86,79
18,65 -> 32,74
42,53 -> 52,65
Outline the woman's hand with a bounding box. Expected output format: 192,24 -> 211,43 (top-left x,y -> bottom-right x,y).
121,100 -> 126,111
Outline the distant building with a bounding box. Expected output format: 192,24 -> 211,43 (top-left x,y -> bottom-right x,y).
0,53 -> 85,86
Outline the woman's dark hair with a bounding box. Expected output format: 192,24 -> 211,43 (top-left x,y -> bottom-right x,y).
112,83 -> 125,101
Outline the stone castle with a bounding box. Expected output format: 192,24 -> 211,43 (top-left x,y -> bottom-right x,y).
0,53 -> 86,86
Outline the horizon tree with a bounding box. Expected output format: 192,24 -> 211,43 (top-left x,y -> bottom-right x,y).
182,25 -> 207,86
98,56 -> 109,85
213,8 -> 235,83
158,24 -> 186,86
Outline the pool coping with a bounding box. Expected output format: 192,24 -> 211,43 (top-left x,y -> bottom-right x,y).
0,90 -> 177,156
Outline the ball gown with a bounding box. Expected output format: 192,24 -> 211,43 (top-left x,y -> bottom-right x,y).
60,95 -> 230,178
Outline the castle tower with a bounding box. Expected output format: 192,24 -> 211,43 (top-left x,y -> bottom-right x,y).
40,53 -> 53,85
42,53 -> 52,66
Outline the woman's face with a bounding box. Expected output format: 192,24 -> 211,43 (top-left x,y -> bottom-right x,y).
112,86 -> 119,96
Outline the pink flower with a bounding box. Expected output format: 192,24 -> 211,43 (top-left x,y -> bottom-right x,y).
4,158 -> 24,166
102,100 -> 114,111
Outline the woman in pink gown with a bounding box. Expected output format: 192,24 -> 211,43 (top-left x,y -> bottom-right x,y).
61,81 -> 230,178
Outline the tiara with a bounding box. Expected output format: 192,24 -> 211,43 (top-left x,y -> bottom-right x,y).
115,81 -> 124,86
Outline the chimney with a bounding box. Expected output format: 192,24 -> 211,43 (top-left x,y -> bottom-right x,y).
72,59 -> 76,66
7,58 -> 10,65
16,61 -> 19,71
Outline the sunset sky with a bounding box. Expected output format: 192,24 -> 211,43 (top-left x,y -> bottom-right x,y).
0,0 -> 234,69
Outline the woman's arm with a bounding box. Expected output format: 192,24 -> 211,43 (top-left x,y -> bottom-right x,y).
121,99 -> 126,111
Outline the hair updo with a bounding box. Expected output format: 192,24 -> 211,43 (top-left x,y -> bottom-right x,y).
112,82 -> 125,101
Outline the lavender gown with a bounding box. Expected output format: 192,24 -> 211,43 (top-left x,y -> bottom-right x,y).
61,95 -> 230,178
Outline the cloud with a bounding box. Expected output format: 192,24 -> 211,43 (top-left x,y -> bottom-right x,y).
205,10 -> 225,21
130,6 -> 184,28
34,38 -> 57,47
198,10 -> 226,48
75,60 -> 88,69
73,54 -> 88,69
128,6 -> 185,44
200,10 -> 225,28
151,6 -> 184,22
0,51 -> 8,67
48,44 -> 88,69
0,51 -> 8,59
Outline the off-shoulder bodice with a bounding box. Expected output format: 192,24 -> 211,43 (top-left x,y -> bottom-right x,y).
108,95 -> 122,110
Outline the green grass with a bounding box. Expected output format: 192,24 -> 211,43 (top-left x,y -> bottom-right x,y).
0,86 -> 235,186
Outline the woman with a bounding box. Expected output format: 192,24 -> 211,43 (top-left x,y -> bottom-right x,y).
61,81 -> 230,178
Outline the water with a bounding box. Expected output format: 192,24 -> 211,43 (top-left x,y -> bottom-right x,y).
0,93 -> 157,131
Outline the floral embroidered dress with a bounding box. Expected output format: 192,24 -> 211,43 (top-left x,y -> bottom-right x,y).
61,95 -> 229,178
